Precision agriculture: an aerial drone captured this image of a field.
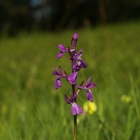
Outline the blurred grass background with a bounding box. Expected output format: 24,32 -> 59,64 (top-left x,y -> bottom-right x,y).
0,21 -> 140,140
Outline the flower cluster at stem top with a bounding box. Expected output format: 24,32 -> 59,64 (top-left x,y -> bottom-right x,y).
53,33 -> 96,115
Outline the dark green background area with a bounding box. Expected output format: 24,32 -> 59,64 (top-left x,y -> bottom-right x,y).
0,0 -> 140,35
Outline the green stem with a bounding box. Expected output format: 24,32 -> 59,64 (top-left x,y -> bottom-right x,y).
71,57 -> 77,140
72,84 -> 77,140
74,114 -> 77,140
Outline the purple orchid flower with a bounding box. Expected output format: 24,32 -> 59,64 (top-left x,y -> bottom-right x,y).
53,32 -> 97,117
72,49 -> 88,72
73,60 -> 88,72
67,72 -> 78,85
75,49 -> 87,67
71,33 -> 78,49
64,94 -> 83,115
57,44 -> 68,58
53,67 -> 66,89
77,77 -> 96,102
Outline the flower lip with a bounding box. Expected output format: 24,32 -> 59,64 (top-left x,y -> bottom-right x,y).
64,94 -> 83,115
71,102 -> 83,115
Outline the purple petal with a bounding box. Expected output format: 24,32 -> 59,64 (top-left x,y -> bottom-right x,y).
73,65 -> 81,72
78,60 -> 88,68
53,71 -> 59,76
77,49 -> 83,58
72,60 -> 77,69
71,102 -> 83,115
85,77 -> 96,88
53,67 -> 59,76
54,78 -> 62,89
73,33 -> 78,40
86,77 -> 92,86
67,72 -> 77,85
58,45 -> 67,52
57,78 -> 62,86
77,85 -> 87,90
57,51 -> 64,58
86,89 -> 93,102
64,94 -> 71,104
81,60 -> 88,68
59,67 -> 63,75
87,83 -> 97,89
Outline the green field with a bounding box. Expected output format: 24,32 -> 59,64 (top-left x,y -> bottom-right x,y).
0,21 -> 140,140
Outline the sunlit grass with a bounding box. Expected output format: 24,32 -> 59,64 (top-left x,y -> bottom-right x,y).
0,21 -> 140,139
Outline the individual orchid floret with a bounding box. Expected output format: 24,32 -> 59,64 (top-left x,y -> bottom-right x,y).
64,94 -> 83,115
67,72 -> 78,85
71,33 -> 78,49
73,60 -> 88,72
77,77 -> 96,102
75,49 -> 87,67
54,78 -> 61,89
57,44 -> 68,58
53,66 -> 66,89
72,49 -> 87,72
77,60 -> 87,69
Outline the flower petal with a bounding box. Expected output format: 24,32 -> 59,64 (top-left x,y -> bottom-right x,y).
71,102 -> 83,115
58,45 -> 67,52
87,83 -> 97,89
77,49 -> 83,58
86,89 -> 93,102
67,72 -> 77,85
78,60 -> 88,68
57,51 -> 64,58
86,77 -> 92,86
54,78 -> 62,89
77,85 -> 87,90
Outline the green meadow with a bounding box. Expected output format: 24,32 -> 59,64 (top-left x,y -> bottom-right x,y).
0,21 -> 140,140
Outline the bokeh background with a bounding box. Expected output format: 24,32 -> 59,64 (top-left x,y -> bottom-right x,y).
1,0 -> 140,34
0,0 -> 140,140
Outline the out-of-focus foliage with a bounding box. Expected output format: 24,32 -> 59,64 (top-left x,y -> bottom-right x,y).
0,21 -> 140,139
0,0 -> 140,35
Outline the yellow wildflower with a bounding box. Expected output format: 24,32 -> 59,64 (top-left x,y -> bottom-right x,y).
121,95 -> 131,103
83,101 -> 97,115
